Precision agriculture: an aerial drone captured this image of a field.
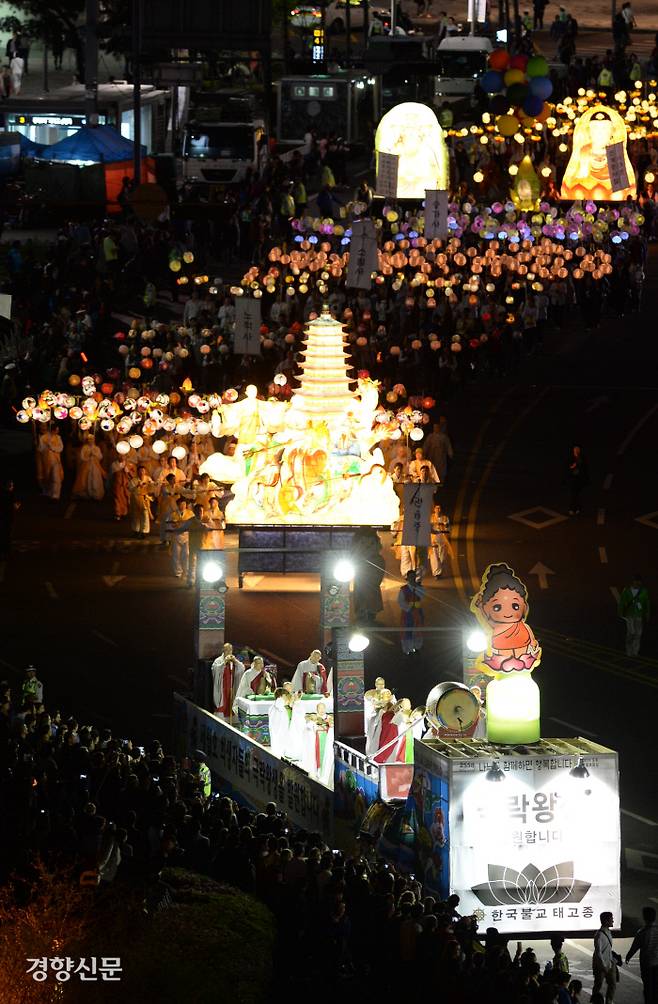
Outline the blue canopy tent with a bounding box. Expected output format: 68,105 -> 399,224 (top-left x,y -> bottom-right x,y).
17,132 -> 42,158
37,125 -> 152,209
41,125 -> 147,165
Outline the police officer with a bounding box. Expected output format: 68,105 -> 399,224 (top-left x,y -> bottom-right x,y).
21,665 -> 43,705
194,750 -> 212,801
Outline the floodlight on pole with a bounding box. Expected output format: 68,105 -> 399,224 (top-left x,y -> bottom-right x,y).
333,558 -> 356,583
348,632 -> 370,653
201,560 -> 224,584
466,629 -> 488,653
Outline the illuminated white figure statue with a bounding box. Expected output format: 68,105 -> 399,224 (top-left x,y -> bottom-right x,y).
201,307 -> 401,527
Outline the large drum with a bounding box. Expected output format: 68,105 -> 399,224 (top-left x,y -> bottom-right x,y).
425,681 -> 481,738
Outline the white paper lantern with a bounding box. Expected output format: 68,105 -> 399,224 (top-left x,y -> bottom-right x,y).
152,439 -> 167,455
409,427 -> 424,442
116,440 -> 131,455
129,434 -> 144,449
172,445 -> 187,460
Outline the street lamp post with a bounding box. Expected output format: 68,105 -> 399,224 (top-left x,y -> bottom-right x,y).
194,551 -> 227,707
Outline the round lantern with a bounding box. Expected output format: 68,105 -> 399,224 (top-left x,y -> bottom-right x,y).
116,441 -> 130,455
172,445 -> 187,460
129,434 -> 143,449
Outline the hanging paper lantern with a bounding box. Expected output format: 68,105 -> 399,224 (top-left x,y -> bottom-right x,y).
169,259 -> 182,272
183,251 -> 194,264
118,344 -> 129,356
100,418 -> 115,432
116,441 -> 131,455
128,367 -> 141,380
152,439 -> 167,455
409,428 -> 424,441
129,434 -> 143,449
172,445 -> 187,460
16,410 -> 30,423
69,374 -> 81,387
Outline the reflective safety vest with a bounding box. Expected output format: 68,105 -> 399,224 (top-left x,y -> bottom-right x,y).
280,194 -> 295,217
198,763 -> 211,798
598,68 -> 613,87
439,108 -> 454,129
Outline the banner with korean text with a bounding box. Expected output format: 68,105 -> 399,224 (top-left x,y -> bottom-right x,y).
346,219 -> 378,290
448,751 -> 621,932
234,297 -> 262,355
173,694 -> 334,837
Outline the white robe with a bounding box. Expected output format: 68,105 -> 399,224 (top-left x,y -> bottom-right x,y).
291,659 -> 326,695
302,717 -> 334,786
268,698 -> 304,759
39,433 -> 64,500
232,667 -> 275,712
391,711 -> 424,761
211,654 -> 245,717
364,691 -> 396,741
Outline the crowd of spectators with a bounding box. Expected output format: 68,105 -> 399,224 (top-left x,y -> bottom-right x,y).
0,668 -> 601,1002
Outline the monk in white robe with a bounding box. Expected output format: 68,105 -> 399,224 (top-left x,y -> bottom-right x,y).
211,643 -> 245,719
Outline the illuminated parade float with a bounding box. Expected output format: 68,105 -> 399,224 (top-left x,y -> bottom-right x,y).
200,308 -> 400,527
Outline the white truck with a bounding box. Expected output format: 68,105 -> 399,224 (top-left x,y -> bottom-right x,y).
433,36 -> 492,106
180,119 -> 266,185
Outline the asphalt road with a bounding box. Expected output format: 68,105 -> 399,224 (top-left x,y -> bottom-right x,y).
2,250 -> 658,940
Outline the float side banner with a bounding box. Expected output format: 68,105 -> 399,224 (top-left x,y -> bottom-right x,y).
605,141 -> 630,194
234,297 -> 262,355
173,693 -> 333,836
346,218 -> 378,290
448,752 -> 621,933
424,189 -> 449,241
376,151 -> 399,199
402,483 -> 434,546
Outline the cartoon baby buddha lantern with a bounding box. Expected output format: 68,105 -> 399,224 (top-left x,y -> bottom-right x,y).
375,102 -> 449,200
560,104 -> 635,201
470,563 -> 541,744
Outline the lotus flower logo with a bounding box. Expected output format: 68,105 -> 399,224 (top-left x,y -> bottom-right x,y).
472,862 -> 591,907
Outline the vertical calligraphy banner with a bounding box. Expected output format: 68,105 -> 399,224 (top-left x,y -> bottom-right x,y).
345,218 -> 378,290
234,297 -> 262,355
376,151 -> 399,199
424,189 -> 449,241
402,483 -> 434,546
605,141 -> 630,194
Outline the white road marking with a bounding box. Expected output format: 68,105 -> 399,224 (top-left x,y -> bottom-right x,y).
64,502 -> 76,519
596,508 -> 606,526
529,562 -> 554,589
599,547 -> 608,564
91,629 -> 118,648
548,717 -> 598,738
618,402 -> 658,456
609,586 -> 620,603
508,507 -> 568,530
44,581 -> 58,600
621,809 -> 658,827
603,473 -> 614,490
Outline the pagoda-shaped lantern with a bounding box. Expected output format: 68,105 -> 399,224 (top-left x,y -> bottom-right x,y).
290,307 -> 355,424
